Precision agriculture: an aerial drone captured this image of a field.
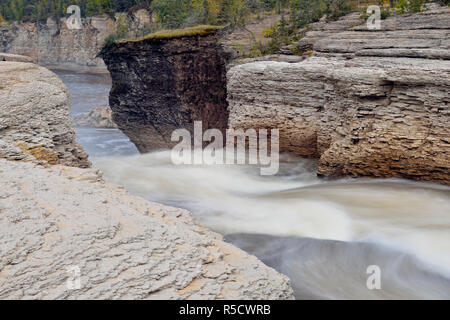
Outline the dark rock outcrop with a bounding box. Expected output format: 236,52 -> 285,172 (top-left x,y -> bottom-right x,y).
0,58 -> 90,168
101,31 -> 229,152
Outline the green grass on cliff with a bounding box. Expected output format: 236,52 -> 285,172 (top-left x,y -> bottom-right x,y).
118,25 -> 223,43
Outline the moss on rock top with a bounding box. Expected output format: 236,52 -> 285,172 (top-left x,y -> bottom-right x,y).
118,25 -> 223,43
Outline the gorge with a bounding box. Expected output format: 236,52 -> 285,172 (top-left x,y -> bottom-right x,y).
0,56 -> 294,300
1,2 -> 449,301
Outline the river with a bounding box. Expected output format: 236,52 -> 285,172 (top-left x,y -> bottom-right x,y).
54,69 -> 450,300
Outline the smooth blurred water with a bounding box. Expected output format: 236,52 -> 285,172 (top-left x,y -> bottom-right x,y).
52,69 -> 138,157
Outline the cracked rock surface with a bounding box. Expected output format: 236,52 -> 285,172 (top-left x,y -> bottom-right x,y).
0,159 -> 294,299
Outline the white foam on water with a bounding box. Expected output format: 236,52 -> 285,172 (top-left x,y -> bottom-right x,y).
93,150 -> 450,299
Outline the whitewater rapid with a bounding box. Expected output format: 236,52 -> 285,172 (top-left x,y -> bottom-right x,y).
93,151 -> 450,299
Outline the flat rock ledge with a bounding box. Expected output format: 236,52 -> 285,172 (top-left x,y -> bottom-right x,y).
0,159 -> 294,299
0,59 -> 90,168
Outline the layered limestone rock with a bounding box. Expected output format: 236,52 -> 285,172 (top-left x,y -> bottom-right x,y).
0,10 -> 152,68
101,29 -> 229,151
73,106 -> 118,128
0,16 -> 113,68
312,7 -> 450,60
293,12 -> 363,53
227,8 -> 450,184
0,52 -> 34,62
0,159 -> 294,299
0,60 -> 90,167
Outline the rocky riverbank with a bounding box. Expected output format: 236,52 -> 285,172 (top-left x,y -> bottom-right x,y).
0,56 -> 294,299
227,7 -> 450,184
101,26 -> 230,151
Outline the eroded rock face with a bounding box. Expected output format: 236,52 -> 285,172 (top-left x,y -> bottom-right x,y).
0,16 -> 114,68
227,8 -> 450,184
0,159 -> 294,299
0,60 -> 90,167
312,7 -> 450,60
0,11 -> 153,68
101,33 -> 229,152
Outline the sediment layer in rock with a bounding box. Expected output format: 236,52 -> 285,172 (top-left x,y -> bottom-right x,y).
296,7 -> 450,61
0,159 -> 294,299
227,56 -> 450,183
0,60 -> 90,167
101,32 -> 229,152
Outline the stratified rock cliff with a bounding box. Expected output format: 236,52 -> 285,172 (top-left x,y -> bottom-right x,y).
0,16 -> 113,68
101,28 -> 229,151
227,7 -> 450,184
0,159 -> 294,299
0,58 -> 90,167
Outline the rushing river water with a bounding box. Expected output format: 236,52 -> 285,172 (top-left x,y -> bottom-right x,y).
56,69 -> 450,300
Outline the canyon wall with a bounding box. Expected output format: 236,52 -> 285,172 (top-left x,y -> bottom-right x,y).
101,29 -> 229,152
227,7 -> 450,184
0,10 -> 151,68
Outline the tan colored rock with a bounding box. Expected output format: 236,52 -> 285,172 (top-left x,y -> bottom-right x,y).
227,7 -> 450,184
0,11 -> 151,68
296,12 -> 363,52
313,8 -> 450,60
73,106 -> 118,128
0,61 -> 90,167
227,55 -> 450,184
0,52 -> 34,62
0,159 -> 294,300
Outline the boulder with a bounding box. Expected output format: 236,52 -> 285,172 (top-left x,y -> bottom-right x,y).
101,28 -> 229,152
